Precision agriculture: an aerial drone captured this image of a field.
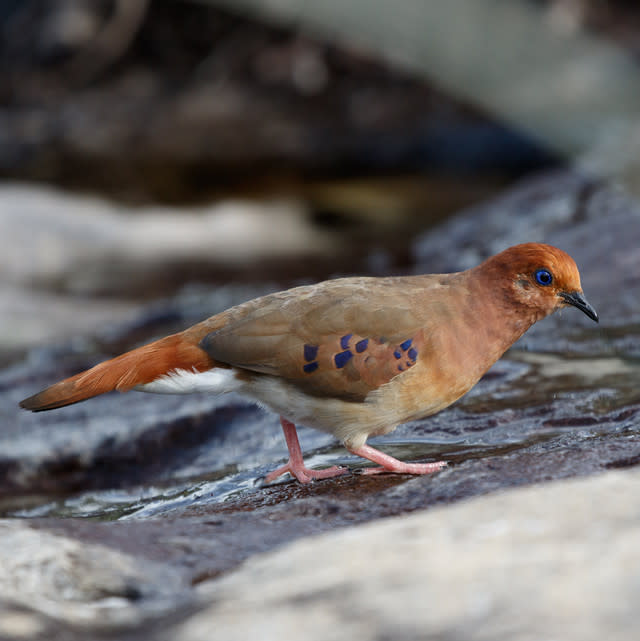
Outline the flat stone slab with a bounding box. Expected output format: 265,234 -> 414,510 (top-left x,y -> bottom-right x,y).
6,467 -> 640,640
183,467 -> 640,641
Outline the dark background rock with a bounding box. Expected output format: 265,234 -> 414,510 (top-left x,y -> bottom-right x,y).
413,171 -> 640,353
0,1 -> 555,203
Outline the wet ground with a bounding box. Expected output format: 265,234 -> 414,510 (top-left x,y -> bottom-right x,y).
0,171 -> 638,609
5,349 -> 639,594
5,347 -> 640,522
0,172 -> 640,638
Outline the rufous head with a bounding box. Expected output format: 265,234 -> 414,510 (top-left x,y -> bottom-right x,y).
478,243 -> 598,322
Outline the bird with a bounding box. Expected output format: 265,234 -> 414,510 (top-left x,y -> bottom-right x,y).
20,243 -> 598,484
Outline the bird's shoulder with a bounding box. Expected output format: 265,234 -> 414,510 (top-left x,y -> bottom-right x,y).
186,273 -> 459,401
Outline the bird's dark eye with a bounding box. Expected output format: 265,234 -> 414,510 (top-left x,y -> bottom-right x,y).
534,269 -> 553,286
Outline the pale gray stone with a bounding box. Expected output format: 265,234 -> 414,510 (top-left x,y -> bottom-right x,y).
0,521 -> 189,630
0,183 -> 327,350
184,469 -> 640,641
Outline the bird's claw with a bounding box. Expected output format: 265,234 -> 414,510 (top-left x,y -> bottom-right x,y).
265,462 -> 348,484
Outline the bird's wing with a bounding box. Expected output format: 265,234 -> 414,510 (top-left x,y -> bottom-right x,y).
196,276 -> 443,401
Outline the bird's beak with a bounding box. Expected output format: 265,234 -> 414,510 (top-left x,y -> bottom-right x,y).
558,291 -> 599,323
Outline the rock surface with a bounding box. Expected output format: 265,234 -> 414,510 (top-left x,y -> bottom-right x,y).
414,170 -> 640,330
0,183 -> 328,331
3,468 -> 639,640
183,468 -> 640,641
0,168 -> 638,639
0,521 -> 189,630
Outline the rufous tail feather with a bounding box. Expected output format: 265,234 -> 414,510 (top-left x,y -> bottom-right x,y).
20,334 -> 214,411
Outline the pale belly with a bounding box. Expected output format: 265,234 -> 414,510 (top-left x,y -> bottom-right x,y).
135,364 -> 475,450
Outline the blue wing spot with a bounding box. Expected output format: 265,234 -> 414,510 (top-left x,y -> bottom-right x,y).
406,361 -> 414,368
398,365 -> 404,372
304,344 -> 319,362
400,339 -> 412,351
303,362 -> 319,374
355,338 -> 369,353
408,348 -> 418,361
334,350 -> 353,369
393,350 -> 402,359
340,334 -> 352,349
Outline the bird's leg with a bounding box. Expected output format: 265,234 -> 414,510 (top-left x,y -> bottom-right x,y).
347,443 -> 447,476
264,417 -> 348,484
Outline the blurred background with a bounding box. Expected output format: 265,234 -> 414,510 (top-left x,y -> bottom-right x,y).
5,0 -> 640,367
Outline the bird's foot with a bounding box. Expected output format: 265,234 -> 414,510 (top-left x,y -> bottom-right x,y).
267,417 -> 349,483
359,461 -> 447,476
348,444 -> 446,476
265,461 -> 348,484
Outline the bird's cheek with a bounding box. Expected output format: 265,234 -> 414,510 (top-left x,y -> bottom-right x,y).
513,283 -> 538,307
549,295 -> 568,315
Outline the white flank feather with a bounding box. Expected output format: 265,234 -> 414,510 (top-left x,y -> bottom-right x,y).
135,368 -> 238,395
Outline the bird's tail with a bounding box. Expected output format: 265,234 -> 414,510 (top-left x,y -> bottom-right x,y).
20,333 -> 214,411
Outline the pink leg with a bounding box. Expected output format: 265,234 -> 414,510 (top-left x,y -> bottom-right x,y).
265,417 -> 348,484
347,443 -> 447,476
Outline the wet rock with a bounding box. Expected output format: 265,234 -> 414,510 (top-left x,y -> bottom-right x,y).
0,183 -> 330,299
7,468 -> 639,639
1,356 -> 289,497
0,283 -> 141,360
0,2 -> 552,201
4,168 -> 637,500
0,168 -> 639,638
413,170 -> 640,353
0,181 -> 343,368
179,468 -> 640,641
